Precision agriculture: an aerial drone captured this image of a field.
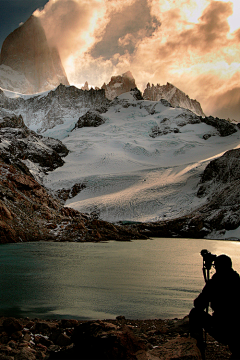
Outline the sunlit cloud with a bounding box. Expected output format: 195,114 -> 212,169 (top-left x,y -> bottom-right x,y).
34,0 -> 240,120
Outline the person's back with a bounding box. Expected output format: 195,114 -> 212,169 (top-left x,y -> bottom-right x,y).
189,254 -> 240,358
208,268 -> 240,322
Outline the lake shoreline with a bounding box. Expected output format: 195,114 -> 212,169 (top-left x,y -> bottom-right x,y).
0,315 -> 232,359
2,239 -> 240,322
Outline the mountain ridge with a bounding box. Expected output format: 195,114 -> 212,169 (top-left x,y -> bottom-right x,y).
143,82 -> 205,117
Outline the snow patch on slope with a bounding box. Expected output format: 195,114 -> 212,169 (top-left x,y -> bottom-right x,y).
43,92 -> 240,222
0,65 -> 32,94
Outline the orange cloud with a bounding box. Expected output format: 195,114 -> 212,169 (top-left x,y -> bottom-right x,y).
35,0 -> 105,60
34,0 -> 240,120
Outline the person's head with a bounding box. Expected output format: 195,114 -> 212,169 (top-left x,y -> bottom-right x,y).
214,254 -> 232,274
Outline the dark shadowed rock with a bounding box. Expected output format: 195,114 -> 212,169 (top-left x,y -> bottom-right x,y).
0,114 -> 69,172
200,115 -> 237,137
0,114 -> 26,129
56,183 -> 86,201
74,110 -> 106,129
130,88 -> 144,101
0,316 -> 232,359
150,336 -> 201,359
14,348 -> 36,360
3,319 -> 23,335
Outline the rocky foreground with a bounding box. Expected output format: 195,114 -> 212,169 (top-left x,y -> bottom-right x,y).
0,316 -> 232,360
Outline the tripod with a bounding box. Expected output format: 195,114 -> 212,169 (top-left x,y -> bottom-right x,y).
201,255 -> 212,360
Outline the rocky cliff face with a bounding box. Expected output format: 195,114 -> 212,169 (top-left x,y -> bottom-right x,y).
102,71 -> 137,100
0,15 -> 69,94
0,112 -> 69,180
143,82 -> 205,117
0,84 -> 109,136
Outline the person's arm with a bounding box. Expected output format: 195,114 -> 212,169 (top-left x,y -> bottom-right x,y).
194,281 -> 211,310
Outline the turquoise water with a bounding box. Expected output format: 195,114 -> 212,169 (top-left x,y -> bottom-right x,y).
1,238 -> 240,320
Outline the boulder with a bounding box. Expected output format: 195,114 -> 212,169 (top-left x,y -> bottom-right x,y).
55,333 -> 72,347
2,319 -> 23,335
74,111 -> 106,129
14,348 -> 36,360
150,336 -> 202,359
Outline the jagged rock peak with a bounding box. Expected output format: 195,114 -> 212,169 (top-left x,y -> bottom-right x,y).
101,70 -> 137,100
0,15 -> 69,94
81,81 -> 89,91
143,82 -> 205,117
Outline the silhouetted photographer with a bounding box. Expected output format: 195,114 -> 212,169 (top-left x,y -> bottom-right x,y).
189,250 -> 240,360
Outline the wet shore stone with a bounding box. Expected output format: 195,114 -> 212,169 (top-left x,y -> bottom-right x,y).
0,316 -> 233,359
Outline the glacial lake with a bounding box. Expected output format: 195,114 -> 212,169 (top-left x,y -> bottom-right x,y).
1,238 -> 240,320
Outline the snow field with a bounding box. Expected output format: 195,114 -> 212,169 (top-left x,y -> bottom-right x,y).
43,93 -> 240,222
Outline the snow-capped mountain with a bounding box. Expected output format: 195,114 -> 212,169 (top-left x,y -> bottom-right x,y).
0,84 -> 109,139
42,89 -> 240,226
0,15 -> 69,94
1,84 -> 240,240
143,82 -> 205,117
0,112 -> 144,243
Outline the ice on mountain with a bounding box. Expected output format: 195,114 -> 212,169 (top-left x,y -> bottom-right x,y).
41,91 -> 240,223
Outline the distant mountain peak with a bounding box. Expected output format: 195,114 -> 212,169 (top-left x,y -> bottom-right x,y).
143,82 -> 205,117
102,70 -> 137,100
81,81 -> 89,91
122,70 -> 134,79
0,15 -> 69,94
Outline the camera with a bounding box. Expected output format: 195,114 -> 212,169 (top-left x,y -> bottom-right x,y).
201,249 -> 217,270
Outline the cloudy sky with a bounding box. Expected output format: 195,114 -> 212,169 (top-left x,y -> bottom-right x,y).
1,0 -> 240,120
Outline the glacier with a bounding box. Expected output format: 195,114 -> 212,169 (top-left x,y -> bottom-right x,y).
40,91 -> 240,223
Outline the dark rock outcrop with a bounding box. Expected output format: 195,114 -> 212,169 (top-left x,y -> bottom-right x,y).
130,87 -> 144,101
56,183 -> 86,201
200,115 -> 237,137
150,125 -> 180,138
0,114 -> 69,172
73,110 -> 106,129
0,15 -> 69,93
199,148 -> 240,186
148,112 -> 237,139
